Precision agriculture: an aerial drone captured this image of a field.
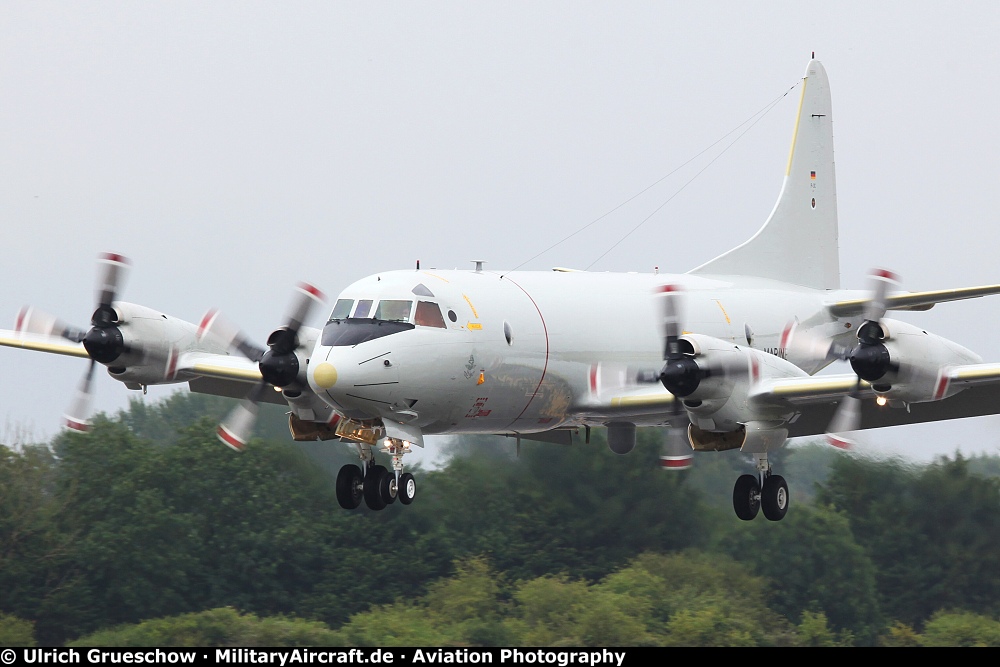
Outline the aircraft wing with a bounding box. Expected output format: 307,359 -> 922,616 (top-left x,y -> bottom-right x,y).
754,364 -> 1000,438
573,380 -> 678,425
0,330 -> 90,359
175,352 -> 286,406
827,284 -> 1000,316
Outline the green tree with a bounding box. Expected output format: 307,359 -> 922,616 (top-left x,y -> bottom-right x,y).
417,430 -> 711,583
0,443 -> 94,645
598,552 -> 795,646
0,613 -> 36,647
716,503 -> 881,644
68,607 -> 339,647
504,574 -> 651,646
920,610 -> 1000,647
819,454 -> 1000,626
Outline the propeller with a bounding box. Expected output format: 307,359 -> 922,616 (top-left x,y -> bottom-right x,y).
203,282 -> 326,451
16,253 -> 133,431
655,285 -> 714,398
784,268 -> 900,448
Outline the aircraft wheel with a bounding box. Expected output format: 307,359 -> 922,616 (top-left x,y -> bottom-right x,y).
379,470 -> 398,505
733,474 -> 761,521
398,473 -> 416,505
335,464 -> 364,510
761,475 -> 789,521
364,465 -> 388,511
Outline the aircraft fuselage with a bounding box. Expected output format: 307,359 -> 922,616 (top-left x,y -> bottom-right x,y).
307,269 -> 859,436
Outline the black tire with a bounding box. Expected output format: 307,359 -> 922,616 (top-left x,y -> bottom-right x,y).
364,465 -> 388,511
398,473 -> 416,505
379,470 -> 398,505
761,474 -> 789,521
733,474 -> 761,521
335,464 -> 364,510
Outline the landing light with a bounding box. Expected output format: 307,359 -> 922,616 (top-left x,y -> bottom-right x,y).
876,396 -> 888,407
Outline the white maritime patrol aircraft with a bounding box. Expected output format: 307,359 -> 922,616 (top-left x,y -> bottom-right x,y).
5,58 -> 1000,522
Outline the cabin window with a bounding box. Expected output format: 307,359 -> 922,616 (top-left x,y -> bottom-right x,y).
329,299 -> 354,321
414,301 -> 447,328
354,299 -> 374,319
374,300 -> 413,322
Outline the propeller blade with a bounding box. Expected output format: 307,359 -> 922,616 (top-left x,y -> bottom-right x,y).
216,383 -> 267,452
659,424 -> 693,470
780,320 -> 851,366
657,285 -> 683,360
63,360 -> 97,432
863,268 -> 899,324
283,282 -> 326,335
197,309 -> 267,362
95,253 -> 131,311
825,392 -> 862,450
15,306 -> 86,342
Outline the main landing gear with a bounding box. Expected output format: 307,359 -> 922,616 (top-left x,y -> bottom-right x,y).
335,439 -> 416,511
732,453 -> 788,521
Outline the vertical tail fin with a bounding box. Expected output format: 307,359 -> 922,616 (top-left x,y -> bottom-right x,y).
690,59 -> 840,289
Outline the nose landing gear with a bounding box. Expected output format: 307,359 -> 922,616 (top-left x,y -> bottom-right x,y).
335,438 -> 417,511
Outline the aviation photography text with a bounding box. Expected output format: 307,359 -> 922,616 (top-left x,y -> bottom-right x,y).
10,648 -> 630,667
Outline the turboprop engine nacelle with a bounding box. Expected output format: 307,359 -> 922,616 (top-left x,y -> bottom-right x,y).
670,334 -> 807,433
853,318 -> 982,402
103,302 -> 221,386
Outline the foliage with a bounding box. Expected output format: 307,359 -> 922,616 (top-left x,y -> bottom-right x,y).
819,453 -> 1000,626
599,551 -> 795,646
7,390 -> 1000,646
337,552 -> 793,647
421,429 -> 712,583
68,607 -> 339,647
715,502 -> 881,644
877,621 -> 922,647
0,613 -> 36,647
919,610 -> 1000,647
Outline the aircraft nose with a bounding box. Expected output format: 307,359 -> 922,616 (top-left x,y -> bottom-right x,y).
308,343 -> 399,411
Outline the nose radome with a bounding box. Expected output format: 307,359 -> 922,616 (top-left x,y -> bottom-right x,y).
312,361 -> 338,389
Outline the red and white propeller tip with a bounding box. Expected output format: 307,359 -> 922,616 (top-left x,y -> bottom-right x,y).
95,253 -> 131,308
864,268 -> 899,324
217,400 -> 260,452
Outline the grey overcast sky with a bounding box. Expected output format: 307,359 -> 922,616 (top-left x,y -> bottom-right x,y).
3,2 -> 1000,461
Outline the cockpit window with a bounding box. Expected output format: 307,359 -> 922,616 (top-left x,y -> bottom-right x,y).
354,299 -> 374,319
414,301 -> 447,328
374,300 -> 412,322
329,299 -> 354,321
412,283 -> 435,297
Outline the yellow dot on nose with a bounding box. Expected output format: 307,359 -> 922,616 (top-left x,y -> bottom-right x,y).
313,362 -> 338,389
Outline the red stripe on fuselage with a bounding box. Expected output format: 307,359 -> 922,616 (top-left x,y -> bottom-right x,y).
502,277 -> 550,428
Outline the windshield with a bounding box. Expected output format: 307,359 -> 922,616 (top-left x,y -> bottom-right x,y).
321,319 -> 415,346
373,300 -> 412,322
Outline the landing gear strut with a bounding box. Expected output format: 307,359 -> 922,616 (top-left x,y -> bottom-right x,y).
732,453 -> 788,521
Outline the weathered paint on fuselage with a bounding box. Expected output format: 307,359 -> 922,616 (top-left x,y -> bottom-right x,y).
308,269 -> 865,436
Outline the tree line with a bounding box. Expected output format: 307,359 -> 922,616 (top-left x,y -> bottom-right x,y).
2,392 -> 1000,646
